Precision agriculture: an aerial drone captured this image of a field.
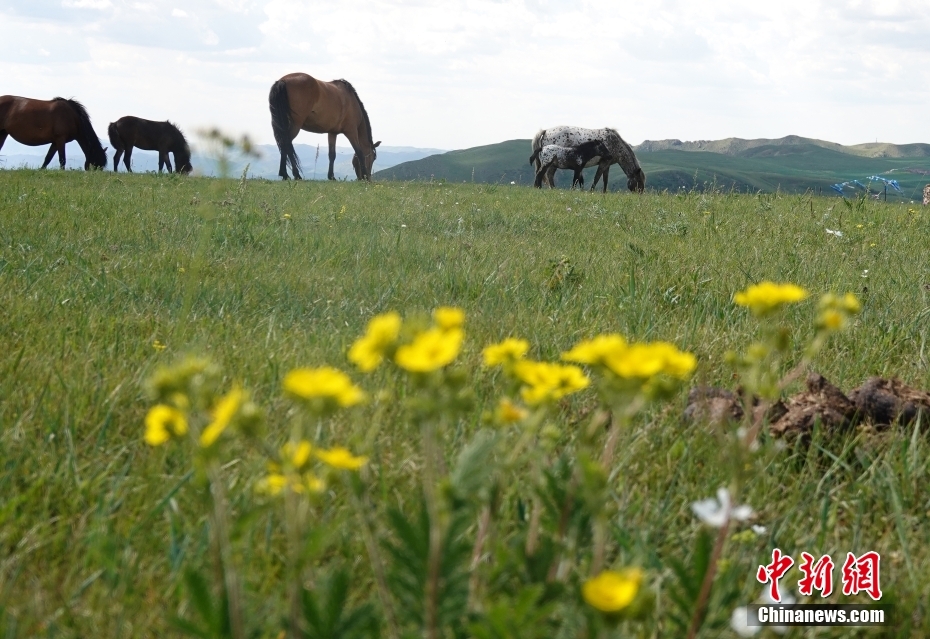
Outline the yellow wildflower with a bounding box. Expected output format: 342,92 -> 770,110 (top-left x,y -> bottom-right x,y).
200,385 -> 244,447
433,306 -> 465,330
582,568 -> 644,613
395,327 -> 464,372
144,404 -> 188,446
281,440 -> 313,470
841,292 -> 861,314
482,337 -> 530,366
255,473 -> 288,495
818,309 -> 845,331
561,334 -> 627,366
734,281 -> 809,316
603,342 -> 696,380
513,360 -> 590,405
255,472 -> 325,495
816,292 -> 861,332
283,367 -> 366,407
152,340 -> 166,352
315,446 -> 368,471
494,398 -> 528,425
348,311 -> 402,372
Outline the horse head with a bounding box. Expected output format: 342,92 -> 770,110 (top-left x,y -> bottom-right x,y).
627,167 -> 646,193
86,147 -> 108,171
359,140 -> 381,180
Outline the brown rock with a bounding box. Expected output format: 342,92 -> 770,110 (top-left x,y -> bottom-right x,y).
849,377 -> 930,427
769,373 -> 857,438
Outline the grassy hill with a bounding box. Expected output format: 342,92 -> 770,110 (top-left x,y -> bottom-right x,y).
376,136 -> 930,201
3,170 -> 930,636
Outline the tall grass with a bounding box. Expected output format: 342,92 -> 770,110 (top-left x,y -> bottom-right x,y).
1,169 -> 929,637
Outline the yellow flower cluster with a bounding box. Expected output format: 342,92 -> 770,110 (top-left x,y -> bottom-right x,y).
395,326 -> 464,372
257,440 -> 368,495
349,307 -> 466,374
512,360 -> 590,405
200,386 -> 245,447
348,312 -> 402,372
144,404 -> 188,446
560,334 -> 626,367
817,292 -> 861,331
562,336 -> 696,381
482,337 -> 530,366
493,397 -> 529,425
283,367 -> 366,408
582,568 -> 644,613
733,281 -> 809,316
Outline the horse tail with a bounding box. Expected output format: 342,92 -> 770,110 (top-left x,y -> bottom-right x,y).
531,129 -> 546,171
56,97 -> 107,169
107,122 -> 122,150
268,80 -> 300,176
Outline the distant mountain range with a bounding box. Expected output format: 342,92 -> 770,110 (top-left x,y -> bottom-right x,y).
5,134 -> 930,201
0,139 -> 444,179
374,135 -> 930,200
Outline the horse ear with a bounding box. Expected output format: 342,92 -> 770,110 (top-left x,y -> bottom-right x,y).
374,141 -> 381,148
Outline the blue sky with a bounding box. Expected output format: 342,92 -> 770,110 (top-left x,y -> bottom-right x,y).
2,0 -> 929,150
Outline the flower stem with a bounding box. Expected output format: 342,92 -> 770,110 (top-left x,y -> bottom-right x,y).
206,462 -> 245,639
685,520 -> 730,639
421,420 -> 442,639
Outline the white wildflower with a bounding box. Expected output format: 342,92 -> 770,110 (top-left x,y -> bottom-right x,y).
691,487 -> 753,528
730,606 -> 759,637
825,228 -> 843,237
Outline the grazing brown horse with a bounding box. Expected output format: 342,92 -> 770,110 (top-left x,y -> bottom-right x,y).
269,73 -> 381,181
108,116 -> 192,173
0,95 -> 107,170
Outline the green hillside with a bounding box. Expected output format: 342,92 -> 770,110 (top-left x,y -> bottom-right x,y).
375,137 -> 930,201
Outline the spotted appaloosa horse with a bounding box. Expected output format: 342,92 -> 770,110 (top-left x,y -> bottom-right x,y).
532,126 -> 645,193
529,140 -> 612,189
923,184 -> 930,206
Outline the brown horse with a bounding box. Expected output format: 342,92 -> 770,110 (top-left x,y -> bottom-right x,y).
269,73 -> 381,181
0,95 -> 107,170
108,116 -> 192,174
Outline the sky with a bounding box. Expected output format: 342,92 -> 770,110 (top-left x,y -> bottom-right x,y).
2,0 -> 930,152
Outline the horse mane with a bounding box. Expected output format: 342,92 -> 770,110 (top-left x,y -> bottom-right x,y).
52,97 -> 106,165
165,120 -> 189,147
604,127 -> 641,170
165,120 -> 191,154
332,79 -> 374,149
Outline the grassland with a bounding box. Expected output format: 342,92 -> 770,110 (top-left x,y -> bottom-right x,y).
2,168 -> 930,637
375,137 -> 930,201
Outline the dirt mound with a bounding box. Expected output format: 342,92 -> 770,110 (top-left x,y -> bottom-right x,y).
685,374 -> 930,438
849,377 -> 930,426
769,374 -> 856,438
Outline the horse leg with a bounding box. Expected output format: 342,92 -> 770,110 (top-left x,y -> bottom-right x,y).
41,144 -> 57,169
591,164 -> 610,193
58,142 -> 66,169
278,151 -> 289,180
327,132 -> 337,180
0,131 -> 7,153
124,146 -> 133,173
534,164 -> 546,188
113,148 -> 123,172
165,153 -> 173,173
546,165 -> 556,189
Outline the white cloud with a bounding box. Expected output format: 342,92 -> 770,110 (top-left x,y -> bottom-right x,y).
1,0 -> 929,150
62,0 -> 112,8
